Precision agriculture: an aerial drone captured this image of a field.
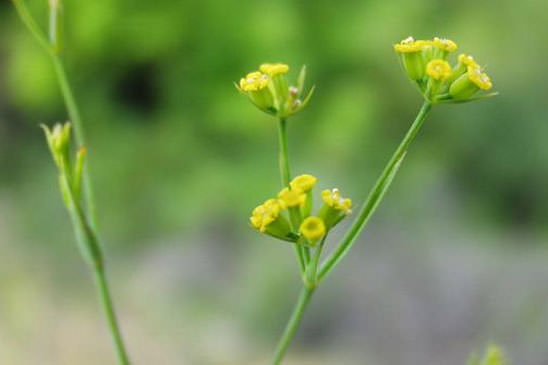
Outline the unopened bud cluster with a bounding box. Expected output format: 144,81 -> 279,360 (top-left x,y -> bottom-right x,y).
394,37 -> 496,103
42,122 -> 86,204
237,63 -> 315,118
250,174 -> 352,246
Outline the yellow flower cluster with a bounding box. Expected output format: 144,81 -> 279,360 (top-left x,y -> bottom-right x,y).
237,63 -> 314,118
394,36 -> 495,103
249,174 -> 352,244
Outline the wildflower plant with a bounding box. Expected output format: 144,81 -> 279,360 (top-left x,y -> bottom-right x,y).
239,38 -> 496,364
11,0 -> 130,363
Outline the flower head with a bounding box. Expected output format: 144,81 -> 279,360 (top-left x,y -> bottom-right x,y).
290,174 -> 317,193
426,59 -> 452,81
278,187 -> 306,208
237,63 -> 314,118
239,71 -> 269,92
321,188 -> 352,214
259,63 -> 289,76
395,37 -> 496,103
299,216 -> 326,242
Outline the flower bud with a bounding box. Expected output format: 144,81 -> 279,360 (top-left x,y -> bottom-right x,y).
42,122 -> 72,170
426,59 -> 452,99
238,71 -> 274,112
318,188 -> 352,229
449,65 -> 492,100
299,216 -> 326,246
431,37 -> 457,59
394,37 -> 429,81
290,174 -> 317,218
250,198 -> 292,240
278,187 -> 306,228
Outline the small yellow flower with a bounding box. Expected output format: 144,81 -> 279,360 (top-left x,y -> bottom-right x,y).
394,37 -> 431,53
250,198 -> 283,233
290,174 -> 317,193
321,188 -> 352,214
468,65 -> 492,90
239,71 -> 269,91
259,63 -> 289,76
299,216 -> 326,241
426,59 -> 452,81
432,37 -> 457,52
278,187 -> 306,208
458,54 -> 479,68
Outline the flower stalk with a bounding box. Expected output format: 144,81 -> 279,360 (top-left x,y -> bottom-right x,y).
238,42 -> 496,363
12,1 -> 130,363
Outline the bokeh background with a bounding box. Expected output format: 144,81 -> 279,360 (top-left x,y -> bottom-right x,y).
1,0 -> 548,363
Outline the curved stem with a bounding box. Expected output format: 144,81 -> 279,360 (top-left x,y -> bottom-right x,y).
271,286 -> 315,365
277,118 -> 306,272
12,2 -> 127,362
50,55 -> 98,230
319,101 -> 433,281
94,267 -> 131,365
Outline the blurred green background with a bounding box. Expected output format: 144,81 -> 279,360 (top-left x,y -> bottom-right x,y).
1,0 -> 548,363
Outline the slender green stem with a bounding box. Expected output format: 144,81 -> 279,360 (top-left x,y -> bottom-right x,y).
277,118 -> 291,187
50,55 -> 98,229
277,118 -> 306,272
61,175 -> 130,365
11,0 -> 97,230
12,2 -> 127,361
318,101 -> 433,281
94,267 -> 130,365
271,286 -> 315,365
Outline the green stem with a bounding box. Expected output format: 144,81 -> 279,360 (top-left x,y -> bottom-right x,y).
13,2 -> 127,362
94,267 -> 131,365
319,101 -> 433,281
61,175 -> 130,365
277,118 -> 291,187
12,0 -> 97,230
271,286 -> 315,365
50,55 -> 98,230
277,118 -> 306,271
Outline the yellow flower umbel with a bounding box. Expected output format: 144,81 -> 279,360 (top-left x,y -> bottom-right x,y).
299,216 -> 326,246
318,188 -> 353,229
236,63 -> 315,118
250,198 -> 292,240
395,36 -> 496,103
